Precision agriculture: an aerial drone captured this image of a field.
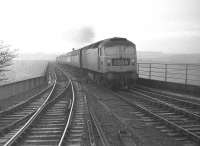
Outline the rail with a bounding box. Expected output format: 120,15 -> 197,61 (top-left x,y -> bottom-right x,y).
84,95 -> 110,146
89,107 -> 110,146
137,63 -> 200,86
0,85 -> 53,116
57,65 -> 109,145
3,73 -> 57,146
58,79 -> 75,146
114,91 -> 200,144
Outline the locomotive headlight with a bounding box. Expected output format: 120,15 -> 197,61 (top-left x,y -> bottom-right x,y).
107,59 -> 112,66
131,59 -> 135,65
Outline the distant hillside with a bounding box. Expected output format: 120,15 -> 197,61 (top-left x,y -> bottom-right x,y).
138,51 -> 200,64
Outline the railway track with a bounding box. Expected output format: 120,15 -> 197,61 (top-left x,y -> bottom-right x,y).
135,85 -> 200,104
132,86 -> 200,116
57,63 -> 200,145
86,95 -> 110,146
2,71 -> 69,146
86,85 -> 198,145
84,86 -> 143,146
57,65 -> 111,146
116,89 -> 200,145
1,64 -> 118,146
0,73 -> 57,145
2,65 -> 90,146
0,85 -> 54,139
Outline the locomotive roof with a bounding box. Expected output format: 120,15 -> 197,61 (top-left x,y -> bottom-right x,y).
80,37 -> 135,50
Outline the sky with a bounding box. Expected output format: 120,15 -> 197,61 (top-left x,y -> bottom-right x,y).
0,0 -> 200,54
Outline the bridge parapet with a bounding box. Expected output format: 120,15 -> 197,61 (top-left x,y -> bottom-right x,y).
0,62 -> 52,100
0,76 -> 47,100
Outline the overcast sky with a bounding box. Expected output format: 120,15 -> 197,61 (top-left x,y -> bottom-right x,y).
0,0 -> 200,54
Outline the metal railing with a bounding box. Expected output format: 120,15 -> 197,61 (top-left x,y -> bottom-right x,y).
137,63 -> 200,86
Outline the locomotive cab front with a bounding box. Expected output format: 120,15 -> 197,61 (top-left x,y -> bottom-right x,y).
100,38 -> 137,88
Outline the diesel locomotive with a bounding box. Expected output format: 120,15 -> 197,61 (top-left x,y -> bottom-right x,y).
56,37 -> 138,88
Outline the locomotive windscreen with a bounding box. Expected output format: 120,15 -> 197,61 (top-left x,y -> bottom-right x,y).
105,46 -> 135,56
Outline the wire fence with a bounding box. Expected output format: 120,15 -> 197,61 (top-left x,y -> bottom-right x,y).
137,63 -> 200,86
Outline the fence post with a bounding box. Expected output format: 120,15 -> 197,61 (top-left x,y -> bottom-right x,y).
149,64 -> 151,79
165,64 -> 167,82
185,64 -> 188,86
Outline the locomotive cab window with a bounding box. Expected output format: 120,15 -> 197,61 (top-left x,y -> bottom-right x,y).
104,46 -> 135,56
98,48 -> 102,56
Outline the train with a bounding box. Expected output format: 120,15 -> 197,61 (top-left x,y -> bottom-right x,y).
56,37 -> 138,88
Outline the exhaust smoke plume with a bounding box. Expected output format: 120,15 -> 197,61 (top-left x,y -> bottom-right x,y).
64,26 -> 95,46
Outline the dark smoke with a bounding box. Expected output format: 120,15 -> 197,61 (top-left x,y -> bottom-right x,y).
64,26 -> 95,46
